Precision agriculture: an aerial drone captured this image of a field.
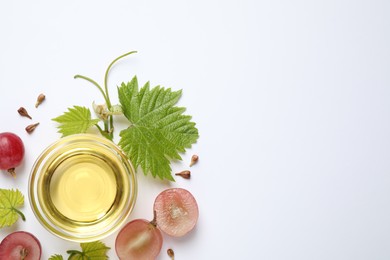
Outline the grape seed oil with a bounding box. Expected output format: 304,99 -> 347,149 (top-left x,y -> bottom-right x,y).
46,153 -> 119,222
29,134 -> 137,242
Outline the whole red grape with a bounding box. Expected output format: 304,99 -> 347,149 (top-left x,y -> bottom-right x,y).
0,132 -> 25,177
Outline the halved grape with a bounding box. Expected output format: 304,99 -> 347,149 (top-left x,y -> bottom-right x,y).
154,188 -> 199,237
0,231 -> 42,259
0,132 -> 25,177
115,218 -> 163,260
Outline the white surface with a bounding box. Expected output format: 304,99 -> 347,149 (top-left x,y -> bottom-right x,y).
1,0 -> 390,259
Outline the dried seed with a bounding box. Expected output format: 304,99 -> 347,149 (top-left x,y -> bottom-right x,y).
190,154 -> 199,167
175,170 -> 191,179
17,107 -> 32,119
167,248 -> 175,260
35,93 -> 46,108
25,122 -> 39,134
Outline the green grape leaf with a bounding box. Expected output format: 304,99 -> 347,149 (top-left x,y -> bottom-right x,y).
67,241 -> 110,260
48,255 -> 64,260
0,189 -> 25,228
118,76 -> 199,180
52,106 -> 100,137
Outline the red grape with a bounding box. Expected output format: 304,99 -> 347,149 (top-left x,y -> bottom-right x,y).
0,132 -> 25,177
0,231 -> 42,259
154,188 -> 199,237
115,217 -> 163,260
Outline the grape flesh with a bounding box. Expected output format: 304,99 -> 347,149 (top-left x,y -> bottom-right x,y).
0,132 -> 25,174
115,218 -> 163,260
0,231 -> 42,259
154,188 -> 199,237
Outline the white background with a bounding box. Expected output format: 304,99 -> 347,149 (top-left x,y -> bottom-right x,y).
1,0 -> 390,259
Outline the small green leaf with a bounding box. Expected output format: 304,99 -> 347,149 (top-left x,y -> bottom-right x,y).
0,189 -> 25,228
52,106 -> 100,137
118,76 -> 199,180
48,255 -> 64,260
67,241 -> 110,260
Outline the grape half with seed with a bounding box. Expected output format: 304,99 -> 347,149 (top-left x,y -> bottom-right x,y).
0,132 -> 25,177
154,188 -> 199,237
115,216 -> 163,260
0,231 -> 42,259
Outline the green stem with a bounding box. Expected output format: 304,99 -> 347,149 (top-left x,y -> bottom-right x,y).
67,250 -> 82,254
74,74 -> 110,106
12,207 -> 25,221
103,50 -> 137,108
103,50 -> 137,139
95,124 -> 113,141
66,250 -> 84,258
108,116 -> 114,139
95,124 -> 104,133
75,51 -> 137,140
96,123 -> 106,135
104,120 -> 109,133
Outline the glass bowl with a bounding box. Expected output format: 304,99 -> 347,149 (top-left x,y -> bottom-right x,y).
29,134 -> 137,242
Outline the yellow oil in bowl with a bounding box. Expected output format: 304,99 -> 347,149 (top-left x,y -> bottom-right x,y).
29,134 -> 137,242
